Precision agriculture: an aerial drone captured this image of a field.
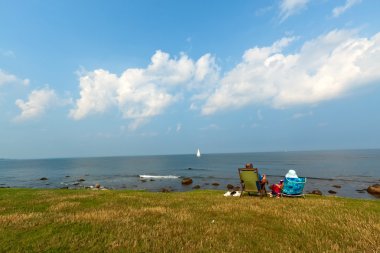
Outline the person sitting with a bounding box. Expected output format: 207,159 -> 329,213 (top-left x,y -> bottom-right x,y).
270,180 -> 284,198
245,163 -> 253,169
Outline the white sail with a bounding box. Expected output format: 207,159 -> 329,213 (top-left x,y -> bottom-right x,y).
196,148 -> 201,157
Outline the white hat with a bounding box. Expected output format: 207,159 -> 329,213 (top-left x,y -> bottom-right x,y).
285,170 -> 298,178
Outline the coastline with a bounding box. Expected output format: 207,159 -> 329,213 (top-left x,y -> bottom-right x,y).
1,175 -> 379,200
1,150 -> 380,200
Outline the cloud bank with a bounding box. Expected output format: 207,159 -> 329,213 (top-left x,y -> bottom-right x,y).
202,30 -> 380,114
69,50 -> 219,129
63,29 -> 380,127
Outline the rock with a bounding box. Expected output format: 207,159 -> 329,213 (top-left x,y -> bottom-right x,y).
181,178 -> 193,185
188,168 -> 192,170
95,183 -> 101,189
78,178 -> 85,182
65,175 -> 70,178
192,185 -> 201,189
356,189 -> 366,193
161,188 -> 171,193
367,184 -> 380,195
226,184 -> 234,190
60,186 -> 69,189
150,179 -> 155,181
311,189 -> 323,195
40,177 -> 48,180
211,182 -> 220,186
140,179 -> 147,183
332,185 -> 341,188
328,190 -> 337,194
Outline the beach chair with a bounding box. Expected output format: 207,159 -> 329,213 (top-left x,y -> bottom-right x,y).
238,168 -> 266,197
281,177 -> 307,197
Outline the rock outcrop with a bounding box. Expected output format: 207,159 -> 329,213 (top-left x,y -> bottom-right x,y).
311,189 -> 322,195
181,178 -> 193,185
367,184 -> 380,195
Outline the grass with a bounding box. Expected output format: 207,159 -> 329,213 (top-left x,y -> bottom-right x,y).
0,188 -> 379,253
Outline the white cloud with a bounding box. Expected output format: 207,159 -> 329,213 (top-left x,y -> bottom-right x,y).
332,0 -> 361,18
70,50 -> 219,129
202,30 -> 380,115
279,0 -> 309,22
0,69 -> 29,86
0,69 -> 17,85
0,69 -> 18,85
69,69 -> 119,120
14,87 -> 59,122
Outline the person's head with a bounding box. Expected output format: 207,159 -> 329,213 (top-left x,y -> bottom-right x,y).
245,163 -> 253,168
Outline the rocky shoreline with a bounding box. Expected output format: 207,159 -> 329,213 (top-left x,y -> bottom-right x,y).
0,176 -> 379,199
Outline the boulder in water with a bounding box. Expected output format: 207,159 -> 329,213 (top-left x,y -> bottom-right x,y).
192,185 -> 201,189
332,185 -> 341,188
181,178 -> 193,185
328,190 -> 337,194
311,189 -> 323,195
226,184 -> 234,190
211,182 -> 220,186
367,184 -> 380,195
40,177 -> 48,180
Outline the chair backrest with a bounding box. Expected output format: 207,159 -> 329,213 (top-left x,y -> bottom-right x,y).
282,177 -> 306,195
238,168 -> 260,193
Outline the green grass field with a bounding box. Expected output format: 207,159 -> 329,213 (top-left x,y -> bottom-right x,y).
0,189 -> 379,252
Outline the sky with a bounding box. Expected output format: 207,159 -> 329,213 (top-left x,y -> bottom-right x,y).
1,0 -> 380,159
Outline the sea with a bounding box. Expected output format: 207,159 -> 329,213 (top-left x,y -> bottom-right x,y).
0,149 -> 379,200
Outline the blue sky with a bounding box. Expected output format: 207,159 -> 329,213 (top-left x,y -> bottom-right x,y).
1,0 -> 380,159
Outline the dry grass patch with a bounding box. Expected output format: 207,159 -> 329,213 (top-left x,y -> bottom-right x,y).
0,189 -> 379,253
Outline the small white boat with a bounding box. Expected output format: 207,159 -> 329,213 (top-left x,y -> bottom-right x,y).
196,148 -> 201,158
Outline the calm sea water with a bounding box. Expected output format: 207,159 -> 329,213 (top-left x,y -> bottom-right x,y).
0,149 -> 379,199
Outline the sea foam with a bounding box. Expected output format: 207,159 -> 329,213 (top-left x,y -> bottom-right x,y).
139,175 -> 179,179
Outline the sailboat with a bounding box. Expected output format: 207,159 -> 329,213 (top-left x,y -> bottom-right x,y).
196,148 -> 201,158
